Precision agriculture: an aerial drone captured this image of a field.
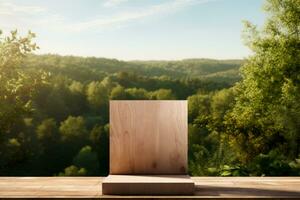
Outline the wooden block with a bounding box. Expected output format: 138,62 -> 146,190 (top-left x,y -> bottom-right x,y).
102,175 -> 195,195
109,100 -> 188,175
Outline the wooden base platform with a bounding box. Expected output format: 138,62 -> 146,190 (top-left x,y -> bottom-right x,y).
102,175 -> 194,195
0,177 -> 299,199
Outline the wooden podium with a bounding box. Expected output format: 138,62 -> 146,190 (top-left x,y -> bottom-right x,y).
102,100 -> 194,195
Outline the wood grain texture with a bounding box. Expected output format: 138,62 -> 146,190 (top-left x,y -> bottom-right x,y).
0,177 -> 299,199
102,175 -> 194,195
109,100 -> 188,175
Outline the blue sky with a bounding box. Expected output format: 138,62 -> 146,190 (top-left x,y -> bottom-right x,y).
1,0 -> 266,60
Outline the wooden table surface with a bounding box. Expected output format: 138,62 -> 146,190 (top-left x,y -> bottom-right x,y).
0,177 -> 299,199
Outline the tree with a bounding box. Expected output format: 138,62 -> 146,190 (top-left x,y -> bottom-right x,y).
188,94 -> 211,122
67,81 -> 87,116
226,0 -> 300,166
35,118 -> 65,174
0,30 -> 38,70
110,85 -> 127,100
69,81 -> 84,94
150,89 -> 176,100
36,118 -> 58,141
58,165 -> 86,176
90,125 -> 109,175
59,116 -> 88,141
86,81 -> 108,109
0,30 -> 46,171
125,88 -> 149,100
73,145 -> 99,175
57,116 -> 89,170
209,89 -> 236,170
0,30 -> 38,135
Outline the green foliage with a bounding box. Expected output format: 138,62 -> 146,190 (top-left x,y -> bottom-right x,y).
58,165 -> 86,176
86,81 -> 109,109
89,125 -> 109,175
149,89 -> 176,100
289,158 -> 300,175
59,116 -> 87,141
219,165 -> 248,176
0,30 -> 47,172
69,81 -> 84,94
125,88 -> 149,100
73,145 -> 99,175
129,59 -> 242,82
36,118 -> 58,141
225,0 -> 300,167
248,150 -> 294,176
110,85 -> 127,100
0,30 -> 38,70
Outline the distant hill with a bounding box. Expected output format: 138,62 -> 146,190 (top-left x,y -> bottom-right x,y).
130,59 -> 243,83
23,54 -> 243,84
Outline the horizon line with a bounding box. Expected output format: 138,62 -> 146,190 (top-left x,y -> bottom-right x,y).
34,53 -> 246,62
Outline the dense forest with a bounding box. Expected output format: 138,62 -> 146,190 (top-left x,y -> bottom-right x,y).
0,0 -> 299,176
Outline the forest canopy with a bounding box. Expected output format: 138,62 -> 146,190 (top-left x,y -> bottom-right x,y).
0,0 -> 299,176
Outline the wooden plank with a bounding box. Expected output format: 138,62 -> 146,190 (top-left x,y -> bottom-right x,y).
193,177 -> 300,198
0,177 -> 299,199
102,175 -> 194,195
109,100 -> 188,175
0,177 -> 101,198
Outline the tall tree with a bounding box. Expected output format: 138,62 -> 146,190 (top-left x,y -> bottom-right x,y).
226,0 -> 300,166
0,30 -> 45,171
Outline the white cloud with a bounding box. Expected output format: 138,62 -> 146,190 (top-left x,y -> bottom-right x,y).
0,0 -> 217,34
0,1 -> 65,33
69,0 -> 215,32
0,1 -> 45,15
103,0 -> 129,7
